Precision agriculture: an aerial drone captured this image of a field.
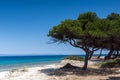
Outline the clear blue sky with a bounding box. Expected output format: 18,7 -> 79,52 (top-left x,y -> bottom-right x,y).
0,0 -> 120,55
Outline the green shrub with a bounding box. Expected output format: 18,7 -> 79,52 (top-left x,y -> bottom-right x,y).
101,58 -> 120,68
63,55 -> 84,61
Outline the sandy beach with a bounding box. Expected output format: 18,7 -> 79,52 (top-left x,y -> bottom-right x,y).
0,60 -> 120,80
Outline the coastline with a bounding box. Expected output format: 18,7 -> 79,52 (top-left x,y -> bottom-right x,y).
0,55 -> 66,72
0,61 -> 60,72
0,59 -> 120,80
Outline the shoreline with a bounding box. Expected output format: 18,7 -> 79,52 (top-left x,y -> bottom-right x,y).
0,59 -> 119,80
0,55 -> 106,72
0,60 -> 91,79
0,60 -> 61,72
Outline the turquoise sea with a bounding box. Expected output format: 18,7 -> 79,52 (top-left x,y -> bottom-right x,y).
0,54 -> 106,71
0,55 -> 68,71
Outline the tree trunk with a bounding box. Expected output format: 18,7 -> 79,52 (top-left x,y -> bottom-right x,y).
104,49 -> 114,60
88,52 -> 93,60
114,50 -> 120,58
82,52 -> 89,70
117,50 -> 119,57
98,49 -> 102,58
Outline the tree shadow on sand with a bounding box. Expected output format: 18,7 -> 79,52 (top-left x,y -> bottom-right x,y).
105,76 -> 120,80
39,63 -> 120,76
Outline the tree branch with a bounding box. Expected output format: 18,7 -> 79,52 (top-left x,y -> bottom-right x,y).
68,39 -> 84,49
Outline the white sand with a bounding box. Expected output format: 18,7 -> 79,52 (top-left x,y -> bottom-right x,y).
0,63 -> 62,80
0,64 -> 55,80
0,60 -> 119,80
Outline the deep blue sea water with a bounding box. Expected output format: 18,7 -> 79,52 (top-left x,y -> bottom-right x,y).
0,54 -> 106,71
0,55 -> 68,71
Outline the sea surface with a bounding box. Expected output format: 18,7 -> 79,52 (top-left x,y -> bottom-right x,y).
0,55 -> 69,71
0,54 -> 106,71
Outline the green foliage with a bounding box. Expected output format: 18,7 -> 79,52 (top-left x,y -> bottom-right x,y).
78,12 -> 98,23
101,58 -> 120,68
48,12 -> 120,49
63,56 -> 85,61
107,13 -> 120,21
48,20 -> 83,42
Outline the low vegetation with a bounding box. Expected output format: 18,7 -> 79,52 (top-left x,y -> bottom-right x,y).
63,55 -> 84,61
101,58 -> 120,68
